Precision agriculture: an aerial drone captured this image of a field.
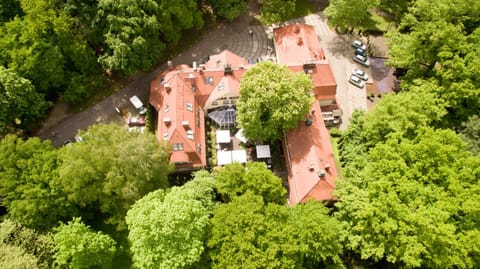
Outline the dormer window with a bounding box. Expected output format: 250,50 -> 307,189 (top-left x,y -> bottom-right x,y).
172,143 -> 184,151
185,102 -> 193,111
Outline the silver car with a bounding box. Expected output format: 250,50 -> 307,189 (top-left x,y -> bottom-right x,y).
353,54 -> 370,67
352,68 -> 369,81
349,74 -> 365,88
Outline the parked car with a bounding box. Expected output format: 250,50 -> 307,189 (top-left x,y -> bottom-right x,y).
353,54 -> 370,67
352,68 -> 369,81
349,74 -> 365,88
352,40 -> 367,50
354,47 -> 367,57
129,95 -> 147,115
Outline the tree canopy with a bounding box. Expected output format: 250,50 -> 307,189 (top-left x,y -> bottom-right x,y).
237,61 -> 314,141
126,170 -> 216,269
0,135 -> 77,230
208,0 -> 246,21
53,218 -> 117,269
0,67 -> 51,134
214,162 -> 286,204
259,0 -> 295,25
58,123 -> 172,230
207,192 -> 344,268
336,128 -> 480,268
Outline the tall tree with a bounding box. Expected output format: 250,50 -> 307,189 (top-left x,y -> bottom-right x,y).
58,123 -> 172,230
237,61 -> 314,141
54,218 -> 117,269
324,0 -> 377,32
386,0 -> 480,122
0,219 -> 56,268
259,0 -> 295,25
338,87 -> 446,168
0,0 -> 23,22
0,67 -> 51,134
459,115 -> 480,155
336,128 -> 480,268
126,170 -> 216,269
0,0 -> 99,102
208,192 -> 344,268
214,162 -> 287,204
0,135 -> 77,230
0,244 -> 39,269
97,0 -> 203,74
208,0 -> 246,21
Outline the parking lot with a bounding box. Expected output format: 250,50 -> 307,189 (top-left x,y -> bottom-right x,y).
284,13 -> 393,129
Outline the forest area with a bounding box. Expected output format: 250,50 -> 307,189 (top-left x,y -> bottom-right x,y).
1,0 -> 480,268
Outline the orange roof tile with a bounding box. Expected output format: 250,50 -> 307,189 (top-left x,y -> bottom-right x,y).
284,101 -> 339,204
273,24 -> 326,65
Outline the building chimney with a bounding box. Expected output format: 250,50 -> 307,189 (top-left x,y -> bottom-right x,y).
167,60 -> 174,70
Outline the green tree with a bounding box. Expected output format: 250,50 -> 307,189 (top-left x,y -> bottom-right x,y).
0,0 -> 23,22
97,0 -> 203,74
58,123 -> 172,230
0,135 -> 77,230
208,192 -> 344,268
459,115 -> 480,155
209,0 -> 246,21
54,218 -> 117,269
0,219 -> 56,268
0,0 -> 99,102
237,61 -> 314,141
214,162 -> 286,204
0,67 -> 51,134
259,0 -> 295,25
338,86 -> 446,168
386,0 -> 480,122
0,244 -> 39,269
126,170 -> 215,269
324,0 -> 377,32
336,128 -> 480,268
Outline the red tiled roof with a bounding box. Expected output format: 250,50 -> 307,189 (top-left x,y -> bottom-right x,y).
150,50 -> 250,168
150,23 -> 340,204
288,64 -> 336,101
273,24 -> 326,65
284,101 -> 339,204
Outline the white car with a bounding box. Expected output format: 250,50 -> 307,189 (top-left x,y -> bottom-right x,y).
352,68 -> 369,81
129,95 -> 147,115
352,40 -> 367,50
349,75 -> 365,88
353,54 -> 370,67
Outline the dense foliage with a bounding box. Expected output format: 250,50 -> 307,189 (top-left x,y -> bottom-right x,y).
126,171 -> 215,269
0,67 -> 51,135
53,218 -> 117,269
0,0 -> 246,134
214,162 -> 286,204
237,61 -> 314,141
208,192 -> 344,268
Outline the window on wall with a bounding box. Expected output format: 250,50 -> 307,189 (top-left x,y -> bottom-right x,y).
163,132 -> 169,140
185,102 -> 193,111
197,143 -> 202,153
164,104 -> 169,112
205,76 -> 214,84
172,143 -> 184,151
